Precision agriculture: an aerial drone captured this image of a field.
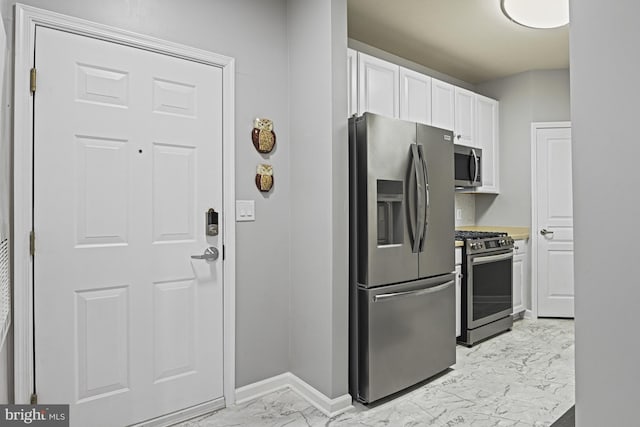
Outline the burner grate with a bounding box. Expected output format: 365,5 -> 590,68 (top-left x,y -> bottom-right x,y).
455,230 -> 508,241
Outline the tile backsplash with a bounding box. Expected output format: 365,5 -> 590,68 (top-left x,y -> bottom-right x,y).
455,193 -> 475,227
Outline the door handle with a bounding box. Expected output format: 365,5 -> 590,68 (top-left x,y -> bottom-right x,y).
410,144 -> 426,253
373,280 -> 454,302
418,144 -> 429,251
540,229 -> 554,236
191,246 -> 219,261
471,148 -> 479,184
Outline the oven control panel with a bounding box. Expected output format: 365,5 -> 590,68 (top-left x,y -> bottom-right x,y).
466,236 -> 514,254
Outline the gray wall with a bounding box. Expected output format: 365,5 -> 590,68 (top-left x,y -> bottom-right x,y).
288,0 -> 348,399
474,69 -> 570,227
570,2 -> 640,425
0,0 -> 292,391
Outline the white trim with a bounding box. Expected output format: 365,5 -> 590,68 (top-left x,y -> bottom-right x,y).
132,398 -> 225,427
235,373 -> 292,404
530,121 -> 571,320
235,373 -> 354,418
13,3 -> 236,407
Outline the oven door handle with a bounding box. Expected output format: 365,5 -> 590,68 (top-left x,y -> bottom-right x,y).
373,280 -> 454,302
471,252 -> 513,265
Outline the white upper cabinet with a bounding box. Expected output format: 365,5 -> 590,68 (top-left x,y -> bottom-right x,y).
349,50 -> 500,194
347,48 -> 358,117
476,95 -> 499,193
399,67 -> 432,125
357,52 -> 399,118
431,78 -> 454,131
454,87 -> 476,147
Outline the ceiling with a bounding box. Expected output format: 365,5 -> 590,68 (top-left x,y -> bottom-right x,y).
347,0 -> 569,84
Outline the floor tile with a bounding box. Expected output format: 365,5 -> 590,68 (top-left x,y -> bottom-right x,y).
175,319 -> 574,427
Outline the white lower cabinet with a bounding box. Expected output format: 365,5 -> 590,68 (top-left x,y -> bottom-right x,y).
455,247 -> 462,338
512,239 -> 528,315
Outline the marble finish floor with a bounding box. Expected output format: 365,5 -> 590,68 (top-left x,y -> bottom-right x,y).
179,318 -> 574,427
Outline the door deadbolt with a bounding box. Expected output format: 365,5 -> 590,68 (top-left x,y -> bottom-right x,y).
207,208 -> 219,236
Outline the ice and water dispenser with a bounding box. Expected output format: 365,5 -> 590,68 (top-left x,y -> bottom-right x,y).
376,180 -> 404,246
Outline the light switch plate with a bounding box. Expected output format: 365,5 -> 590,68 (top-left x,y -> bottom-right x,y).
236,200 -> 255,222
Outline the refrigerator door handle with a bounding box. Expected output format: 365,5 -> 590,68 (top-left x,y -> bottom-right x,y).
373,280 -> 454,302
410,144 -> 426,253
417,145 -> 429,252
407,148 -> 417,251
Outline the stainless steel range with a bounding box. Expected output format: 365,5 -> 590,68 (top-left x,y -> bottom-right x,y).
456,231 -> 514,346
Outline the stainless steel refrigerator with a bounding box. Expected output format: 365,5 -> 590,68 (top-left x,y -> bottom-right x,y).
349,113 -> 456,404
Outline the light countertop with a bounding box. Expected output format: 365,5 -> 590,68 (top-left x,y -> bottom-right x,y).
456,226 -> 530,241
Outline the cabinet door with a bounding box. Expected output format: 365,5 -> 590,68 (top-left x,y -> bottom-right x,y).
476,95 -> 499,193
347,48 -> 357,117
455,263 -> 462,338
454,87 -> 476,147
512,254 -> 525,315
512,239 -> 528,315
399,67 -> 431,125
431,78 -> 454,131
357,52 -> 399,118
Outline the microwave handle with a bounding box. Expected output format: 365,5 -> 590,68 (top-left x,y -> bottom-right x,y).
471,148 -> 479,184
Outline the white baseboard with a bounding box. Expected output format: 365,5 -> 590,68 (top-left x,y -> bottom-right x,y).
235,372 -> 292,404
524,309 -> 537,320
133,398 -> 225,427
235,372 -> 353,418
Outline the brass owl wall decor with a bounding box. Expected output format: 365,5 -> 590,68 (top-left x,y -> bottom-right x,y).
256,164 -> 274,192
252,118 -> 276,153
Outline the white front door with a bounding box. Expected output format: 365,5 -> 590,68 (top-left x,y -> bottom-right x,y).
535,125 -> 574,318
33,26 -> 224,426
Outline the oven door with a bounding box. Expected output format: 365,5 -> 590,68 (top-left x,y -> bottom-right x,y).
466,250 -> 513,329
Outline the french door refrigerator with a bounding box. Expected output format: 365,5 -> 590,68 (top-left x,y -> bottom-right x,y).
349,113 -> 455,404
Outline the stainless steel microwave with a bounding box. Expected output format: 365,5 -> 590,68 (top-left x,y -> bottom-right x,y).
454,144 -> 482,187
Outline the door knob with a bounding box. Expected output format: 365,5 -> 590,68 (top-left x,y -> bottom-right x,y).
540,229 -> 554,236
191,246 -> 219,262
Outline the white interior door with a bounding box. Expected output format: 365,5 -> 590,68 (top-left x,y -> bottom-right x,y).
535,125 -> 574,318
33,26 -> 224,426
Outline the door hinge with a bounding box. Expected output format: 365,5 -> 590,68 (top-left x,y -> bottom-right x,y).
30,392 -> 37,404
29,230 -> 35,257
30,68 -> 36,93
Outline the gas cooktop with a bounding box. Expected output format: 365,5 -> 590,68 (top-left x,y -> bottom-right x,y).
454,230 -> 508,241
455,230 -> 514,255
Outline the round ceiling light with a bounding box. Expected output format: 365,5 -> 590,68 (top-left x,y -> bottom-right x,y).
501,0 -> 569,29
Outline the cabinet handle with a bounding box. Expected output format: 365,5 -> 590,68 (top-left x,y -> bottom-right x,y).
514,246 -> 519,250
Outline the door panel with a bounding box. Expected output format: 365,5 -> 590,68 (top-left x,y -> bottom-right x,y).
357,53 -> 399,118
359,275 -> 456,403
536,126 -> 574,318
431,78 -> 454,131
399,67 -> 431,125
34,26 -> 223,426
356,114 -> 418,286
75,287 -> 129,401
417,124 -> 454,278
